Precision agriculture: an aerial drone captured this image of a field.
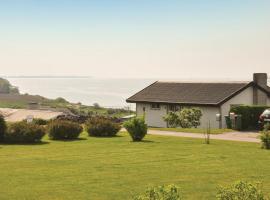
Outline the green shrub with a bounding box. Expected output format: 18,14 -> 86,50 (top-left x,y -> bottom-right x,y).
133,184 -> 182,200
4,121 -> 46,143
261,124 -> 270,149
230,105 -> 270,130
216,181 -> 266,200
0,115 -> 7,141
163,108 -> 202,128
32,118 -> 48,125
85,117 -> 121,137
48,120 -> 83,140
123,117 -> 147,141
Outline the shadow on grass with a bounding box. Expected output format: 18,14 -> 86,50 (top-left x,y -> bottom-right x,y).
88,135 -> 124,138
0,141 -> 50,146
49,137 -> 87,142
130,140 -> 156,143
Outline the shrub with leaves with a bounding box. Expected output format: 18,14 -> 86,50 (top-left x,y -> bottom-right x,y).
123,117 -> 147,141
163,112 -> 180,128
133,184 -> 182,200
163,107 -> 202,128
260,124 -> 270,149
4,121 -> 46,143
48,120 -> 83,140
0,114 -> 7,141
85,117 -> 121,137
216,181 -> 266,200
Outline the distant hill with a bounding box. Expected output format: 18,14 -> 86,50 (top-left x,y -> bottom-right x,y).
0,78 -> 19,94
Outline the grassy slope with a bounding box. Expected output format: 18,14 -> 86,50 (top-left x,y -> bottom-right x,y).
0,133 -> 269,200
150,127 -> 233,134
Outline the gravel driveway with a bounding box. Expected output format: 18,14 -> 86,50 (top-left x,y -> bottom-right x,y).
147,129 -> 260,143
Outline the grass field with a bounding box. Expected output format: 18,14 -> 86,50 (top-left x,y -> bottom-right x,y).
0,132 -> 269,200
150,127 -> 233,134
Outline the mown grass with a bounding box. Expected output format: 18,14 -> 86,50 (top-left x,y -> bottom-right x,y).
0,132 -> 269,200
150,127 -> 233,134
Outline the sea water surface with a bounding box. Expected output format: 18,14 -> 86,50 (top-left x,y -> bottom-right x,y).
7,77 -> 154,109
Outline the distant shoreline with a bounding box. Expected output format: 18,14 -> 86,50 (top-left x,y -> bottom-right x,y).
4,76 -> 92,79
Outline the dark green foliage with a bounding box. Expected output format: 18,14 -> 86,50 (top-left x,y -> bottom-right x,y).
260,124 -> 270,149
0,78 -> 19,94
123,117 -> 147,141
0,115 -> 7,141
225,116 -> 232,129
48,120 -> 83,140
85,117 -> 121,137
163,112 -> 180,128
54,97 -> 68,103
32,118 -> 48,125
133,184 -> 182,200
230,105 -> 270,130
216,180 -> 266,200
4,121 -> 46,143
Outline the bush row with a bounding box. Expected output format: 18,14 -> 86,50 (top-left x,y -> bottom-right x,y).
230,105 -> 270,130
0,115 -> 147,143
134,181 -> 267,200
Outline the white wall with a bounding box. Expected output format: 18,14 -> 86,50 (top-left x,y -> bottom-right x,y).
220,86 -> 253,128
136,103 -> 220,128
136,103 -> 167,127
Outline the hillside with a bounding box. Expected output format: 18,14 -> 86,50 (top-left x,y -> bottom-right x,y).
0,78 -> 133,117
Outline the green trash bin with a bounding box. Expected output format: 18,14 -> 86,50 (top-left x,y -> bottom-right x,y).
235,115 -> 242,131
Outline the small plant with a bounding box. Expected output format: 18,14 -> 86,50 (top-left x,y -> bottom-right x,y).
123,117 -> 147,141
32,118 -> 48,125
133,184 -> 182,200
216,180 -> 266,200
48,120 -> 83,140
260,123 -> 270,149
4,121 -> 46,143
85,117 -> 121,137
204,121 -> 211,144
0,114 -> 7,141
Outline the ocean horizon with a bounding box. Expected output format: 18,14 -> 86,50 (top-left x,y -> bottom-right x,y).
7,77 -> 155,109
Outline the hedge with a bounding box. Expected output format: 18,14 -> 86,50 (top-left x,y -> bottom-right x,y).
230,105 -> 270,130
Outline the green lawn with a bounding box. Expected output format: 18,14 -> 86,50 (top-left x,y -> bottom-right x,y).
150,127 -> 233,134
0,132 -> 269,200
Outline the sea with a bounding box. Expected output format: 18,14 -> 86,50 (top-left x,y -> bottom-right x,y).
7,77 -> 155,110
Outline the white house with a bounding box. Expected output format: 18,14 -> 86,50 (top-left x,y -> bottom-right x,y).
126,73 -> 270,129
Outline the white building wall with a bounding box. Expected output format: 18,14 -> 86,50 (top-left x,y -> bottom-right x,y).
220,86 -> 253,128
136,103 -> 167,127
136,103 -> 220,128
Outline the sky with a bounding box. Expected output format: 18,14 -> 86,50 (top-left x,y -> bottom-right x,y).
0,0 -> 270,80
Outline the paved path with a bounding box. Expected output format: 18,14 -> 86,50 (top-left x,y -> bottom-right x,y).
147,129 -> 260,143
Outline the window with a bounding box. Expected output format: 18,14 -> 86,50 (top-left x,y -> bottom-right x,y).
151,103 -> 160,110
168,104 -> 181,112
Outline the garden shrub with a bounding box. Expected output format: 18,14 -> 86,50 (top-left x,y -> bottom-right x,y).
123,117 -> 147,141
32,118 -> 48,125
0,115 -> 7,141
133,184 -> 182,200
4,121 -> 46,143
230,105 -> 270,130
216,180 -> 266,200
260,124 -> 270,149
48,120 -> 83,140
85,117 -> 121,137
163,107 -> 202,128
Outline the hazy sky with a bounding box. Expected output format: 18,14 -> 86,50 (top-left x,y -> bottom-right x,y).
0,0 -> 270,79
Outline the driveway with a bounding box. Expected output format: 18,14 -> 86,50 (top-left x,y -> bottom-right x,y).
147,129 -> 260,143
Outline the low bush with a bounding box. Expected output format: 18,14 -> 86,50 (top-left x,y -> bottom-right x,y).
0,115 -> 7,141
133,184 -> 182,200
48,120 -> 83,140
85,117 -> 121,137
216,180 -> 266,200
123,117 -> 147,141
261,124 -> 270,149
32,118 -> 48,125
4,121 -> 46,143
230,105 -> 270,130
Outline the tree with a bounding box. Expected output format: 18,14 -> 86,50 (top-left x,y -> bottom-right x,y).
163,107 -> 202,128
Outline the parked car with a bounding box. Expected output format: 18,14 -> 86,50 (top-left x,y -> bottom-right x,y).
259,109 -> 270,129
